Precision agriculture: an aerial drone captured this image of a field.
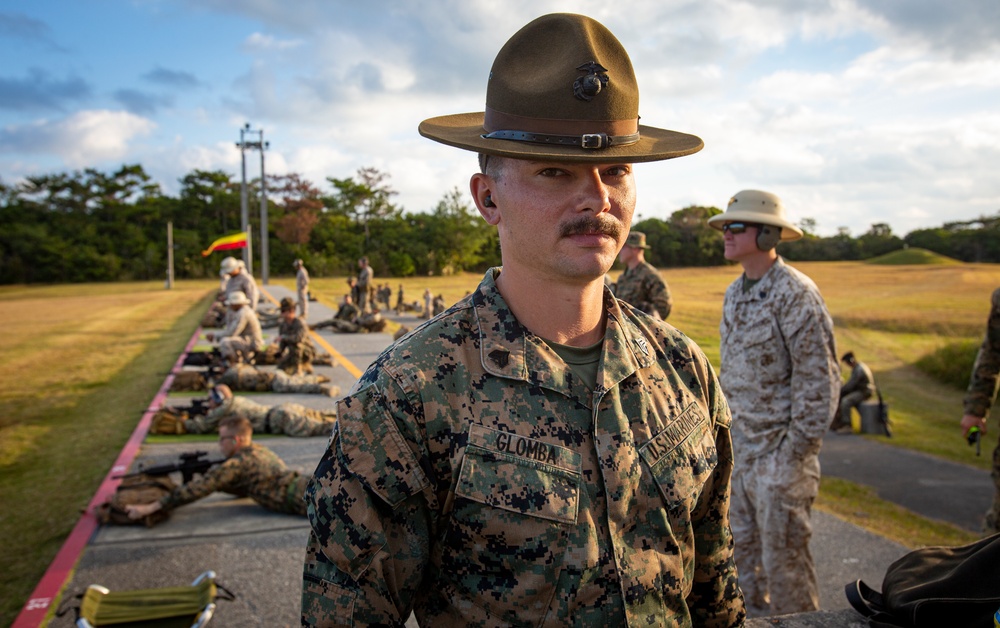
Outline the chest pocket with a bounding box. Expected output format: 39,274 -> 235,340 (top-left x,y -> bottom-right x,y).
639,404 -> 718,513
456,424 -> 582,524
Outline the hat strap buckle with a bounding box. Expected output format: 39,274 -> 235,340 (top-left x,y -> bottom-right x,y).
482,129 -> 640,150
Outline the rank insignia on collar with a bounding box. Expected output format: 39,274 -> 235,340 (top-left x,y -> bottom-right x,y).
634,337 -> 650,356
488,349 -> 510,368
573,61 -> 609,102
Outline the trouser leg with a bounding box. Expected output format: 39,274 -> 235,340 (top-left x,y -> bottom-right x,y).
986,435 -> 1000,533
298,288 -> 308,318
758,450 -> 821,615
730,465 -> 769,610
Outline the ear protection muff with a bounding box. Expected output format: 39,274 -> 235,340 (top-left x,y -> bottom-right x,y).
756,224 -> 782,251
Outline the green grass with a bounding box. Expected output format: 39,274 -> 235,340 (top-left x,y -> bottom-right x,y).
3,263 -> 1000,621
815,477 -> 981,549
0,281 -> 215,626
867,247 -> 961,265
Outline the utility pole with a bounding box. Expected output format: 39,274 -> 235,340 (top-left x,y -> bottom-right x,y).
166,221 -> 174,289
235,123 -> 270,283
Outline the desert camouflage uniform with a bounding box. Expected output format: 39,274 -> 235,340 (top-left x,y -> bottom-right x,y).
719,256 -> 839,614
302,269 -> 745,627
158,443 -> 308,515
186,395 -> 335,437
276,316 -> 316,374
225,270 -> 259,311
217,364 -> 334,395
313,309 -> 384,334
218,305 -> 265,362
615,260 -> 673,319
297,265 -> 311,318
963,287 -> 1000,532
356,265 -> 373,312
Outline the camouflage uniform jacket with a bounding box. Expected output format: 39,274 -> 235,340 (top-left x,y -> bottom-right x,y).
278,316 -> 309,350
159,443 -> 305,514
303,269 -> 744,627
719,257 -> 839,461
218,364 -> 276,391
842,361 -> 875,398
297,266 -> 310,291
193,396 -> 272,433
221,305 -> 264,351
225,271 -> 259,310
964,287 -> 1000,418
615,260 -> 673,319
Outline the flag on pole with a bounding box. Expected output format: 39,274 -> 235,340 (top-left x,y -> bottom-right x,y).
202,232 -> 248,257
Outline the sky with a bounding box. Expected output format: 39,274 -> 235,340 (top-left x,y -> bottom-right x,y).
2,0 -> 999,237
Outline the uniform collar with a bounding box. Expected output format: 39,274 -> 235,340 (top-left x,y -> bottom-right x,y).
472,269 -> 654,397
735,256 -> 786,301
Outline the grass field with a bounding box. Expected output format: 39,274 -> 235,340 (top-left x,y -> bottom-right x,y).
2,261 -> 999,623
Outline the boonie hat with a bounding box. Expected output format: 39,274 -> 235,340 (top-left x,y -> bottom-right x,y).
707,189 -> 803,241
624,231 -> 650,249
419,13 -> 703,163
225,291 -> 250,306
279,297 -> 295,312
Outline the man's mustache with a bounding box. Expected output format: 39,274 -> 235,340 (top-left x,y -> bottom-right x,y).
560,216 -> 623,240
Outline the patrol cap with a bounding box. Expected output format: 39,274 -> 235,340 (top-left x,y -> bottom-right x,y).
707,189 -> 803,241
418,13 -> 703,163
225,291 -> 250,306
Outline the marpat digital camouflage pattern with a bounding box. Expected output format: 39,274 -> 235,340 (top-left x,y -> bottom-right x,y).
302,269 -> 745,627
275,315 -> 316,374
186,395 -> 335,437
963,287 -> 1000,532
224,269 -> 259,311
159,442 -> 308,515
614,259 -> 673,319
217,364 -> 334,395
719,256 -> 839,614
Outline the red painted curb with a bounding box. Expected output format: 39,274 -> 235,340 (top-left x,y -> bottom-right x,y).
12,327 -> 204,627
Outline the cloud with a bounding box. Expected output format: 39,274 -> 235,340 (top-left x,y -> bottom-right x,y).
0,110 -> 155,167
243,32 -> 303,51
142,66 -> 202,89
0,12 -> 65,51
114,89 -> 174,115
0,69 -> 90,111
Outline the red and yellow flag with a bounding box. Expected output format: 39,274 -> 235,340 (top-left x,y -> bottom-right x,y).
202,232 -> 248,257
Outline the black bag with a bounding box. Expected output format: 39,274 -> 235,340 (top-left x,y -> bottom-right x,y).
846,532 -> 1000,627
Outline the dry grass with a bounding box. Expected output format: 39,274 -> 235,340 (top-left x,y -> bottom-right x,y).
3,261 -> 999,621
0,280 -> 215,626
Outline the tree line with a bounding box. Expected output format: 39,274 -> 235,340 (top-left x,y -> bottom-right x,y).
1,163 -> 997,284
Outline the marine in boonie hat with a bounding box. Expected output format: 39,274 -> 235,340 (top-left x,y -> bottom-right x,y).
279,297 -> 296,312
225,291 -> 250,306
419,13 -> 703,163
707,189 -> 803,242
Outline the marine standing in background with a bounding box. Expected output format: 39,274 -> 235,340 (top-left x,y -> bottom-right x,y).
708,189 -> 840,615
303,13 -> 744,627
960,286 -> 1000,533
355,256 -> 373,313
295,258 -> 310,319
126,417 -> 309,520
613,230 -> 673,319
221,256 -> 259,312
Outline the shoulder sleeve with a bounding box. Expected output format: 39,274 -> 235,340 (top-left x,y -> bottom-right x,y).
964,288 -> 1000,418
302,374 -> 435,626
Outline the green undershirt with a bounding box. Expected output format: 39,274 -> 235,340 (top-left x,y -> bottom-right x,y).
543,338 -> 603,390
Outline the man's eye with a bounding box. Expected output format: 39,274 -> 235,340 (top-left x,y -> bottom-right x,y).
605,165 -> 631,176
539,168 -> 564,177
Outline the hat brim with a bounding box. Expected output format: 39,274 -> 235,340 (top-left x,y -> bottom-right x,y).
419,112 -> 703,163
707,210 -> 803,241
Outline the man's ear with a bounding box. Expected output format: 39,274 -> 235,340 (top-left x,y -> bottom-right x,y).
470,173 -> 500,225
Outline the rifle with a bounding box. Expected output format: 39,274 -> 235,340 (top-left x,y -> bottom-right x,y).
159,397 -> 210,418
118,451 -> 224,483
